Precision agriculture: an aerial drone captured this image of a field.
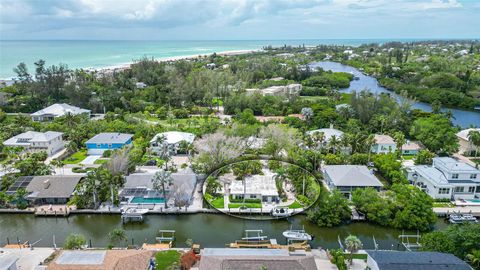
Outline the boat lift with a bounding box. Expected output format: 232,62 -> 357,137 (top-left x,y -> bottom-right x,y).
242,230 -> 268,241
399,230 -> 421,251
155,230 -> 176,248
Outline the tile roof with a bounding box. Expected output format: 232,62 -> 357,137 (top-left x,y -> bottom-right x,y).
85,133 -> 133,144
324,165 -> 383,187
365,250 -> 472,270
456,128 -> 480,141
48,250 -> 154,270
31,103 -> 90,117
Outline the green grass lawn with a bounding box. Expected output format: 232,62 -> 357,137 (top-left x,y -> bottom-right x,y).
155,250 -> 181,270
402,155 -> 415,160
94,159 -> 109,165
63,150 -> 87,164
345,253 -> 368,260
228,203 -> 262,209
211,196 -> 225,209
288,200 -> 304,209
433,202 -> 455,208
299,96 -> 329,102
472,159 -> 480,165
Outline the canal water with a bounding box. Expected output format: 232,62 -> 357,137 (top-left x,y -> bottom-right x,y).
310,61 -> 480,128
0,213 -> 447,249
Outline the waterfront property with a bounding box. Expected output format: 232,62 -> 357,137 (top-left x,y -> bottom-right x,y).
457,128 -> 480,155
371,134 -> 397,154
149,131 -> 195,155
119,172 -> 197,204
229,172 -> 279,203
85,133 -> 133,155
48,250 -> 154,270
401,141 -> 424,155
2,131 -> 64,156
406,157 -> 480,200
323,165 -> 383,199
245,83 -> 302,97
30,103 -> 91,122
7,175 -> 83,205
365,250 -> 472,270
199,248 -> 317,270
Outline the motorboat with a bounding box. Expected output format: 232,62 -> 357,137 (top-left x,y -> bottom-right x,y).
448,213 -> 478,224
271,207 -> 291,217
282,227 -> 313,241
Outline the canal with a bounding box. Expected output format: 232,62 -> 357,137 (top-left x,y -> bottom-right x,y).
0,213 -> 448,249
310,61 -> 480,128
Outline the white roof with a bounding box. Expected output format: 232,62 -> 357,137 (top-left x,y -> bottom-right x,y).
306,128 -> 344,142
434,157 -> 480,173
413,165 -> 450,186
150,131 -> 195,144
374,134 -> 396,145
324,165 -> 383,187
230,172 -> 278,196
3,131 -> 63,146
456,128 -> 480,141
402,141 -> 424,151
31,103 -> 90,117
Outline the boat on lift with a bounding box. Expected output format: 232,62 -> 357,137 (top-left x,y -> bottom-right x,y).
271,207 -> 291,217
282,227 -> 313,241
449,213 -> 478,224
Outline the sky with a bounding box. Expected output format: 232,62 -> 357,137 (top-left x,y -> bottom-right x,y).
0,0 -> 479,40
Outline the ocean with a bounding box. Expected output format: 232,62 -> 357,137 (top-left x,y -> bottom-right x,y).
1,39 -> 426,79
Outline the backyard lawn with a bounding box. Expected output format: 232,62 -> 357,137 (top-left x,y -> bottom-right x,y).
210,196 -> 225,209
94,159 -> 109,165
155,250 -> 181,270
228,203 -> 262,209
288,200 -> 304,209
63,150 -> 87,164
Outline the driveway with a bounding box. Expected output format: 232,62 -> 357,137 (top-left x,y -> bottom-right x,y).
80,155 -> 101,165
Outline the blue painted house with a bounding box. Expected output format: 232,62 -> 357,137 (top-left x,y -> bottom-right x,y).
85,133 -> 133,155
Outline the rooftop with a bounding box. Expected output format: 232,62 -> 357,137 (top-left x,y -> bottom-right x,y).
366,250 -> 472,270
402,141 -> 424,151
150,131 -> 195,145
3,131 -> 63,146
123,172 -> 197,190
49,250 -> 154,270
24,175 -> 83,199
306,127 -> 344,141
456,128 -> 480,141
434,157 -> 480,173
85,133 -> 133,144
31,103 -> 90,117
230,172 -> 279,196
374,134 -> 396,145
324,165 -> 383,187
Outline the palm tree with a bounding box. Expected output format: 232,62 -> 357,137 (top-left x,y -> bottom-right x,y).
466,250 -> 480,269
328,135 -> 340,154
468,130 -> 480,157
365,134 -> 375,163
50,159 -> 64,175
108,228 -> 127,247
393,131 -> 406,156
311,131 -> 325,151
152,169 -> 173,209
345,235 -> 363,265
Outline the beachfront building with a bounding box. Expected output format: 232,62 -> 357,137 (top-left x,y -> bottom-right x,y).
365,250 -> 472,270
199,248 -> 317,270
31,103 -> 91,122
7,175 -> 83,205
406,157 -> 480,200
149,131 -> 195,155
85,133 -> 133,155
401,141 -> 424,156
229,173 -> 279,203
3,131 -> 64,156
371,134 -> 397,154
48,250 -> 154,270
323,165 -> 383,199
456,128 -> 480,155
119,172 -> 197,203
245,84 -> 302,97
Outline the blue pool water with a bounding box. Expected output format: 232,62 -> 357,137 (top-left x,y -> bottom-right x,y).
466,199 -> 480,203
130,197 -> 165,204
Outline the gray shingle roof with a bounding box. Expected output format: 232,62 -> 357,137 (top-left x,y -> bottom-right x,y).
85,133 -> 133,144
366,250 -> 472,270
123,172 -> 196,190
25,175 -> 83,199
324,165 -> 383,187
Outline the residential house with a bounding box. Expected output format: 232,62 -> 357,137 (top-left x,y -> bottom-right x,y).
119,172 -> 197,202
199,248 -> 317,270
85,133 -> 133,155
149,131 -> 195,155
365,250 -> 472,270
323,165 -> 383,199
371,134 -> 397,154
457,128 -> 480,155
7,175 -> 83,205
47,250 -> 154,270
229,172 -> 279,203
306,125 -> 345,150
3,131 -> 64,156
31,103 -> 91,122
406,157 -> 480,200
245,84 -> 302,97
401,141 -> 424,155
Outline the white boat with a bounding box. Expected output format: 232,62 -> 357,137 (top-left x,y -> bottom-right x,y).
271,207 -> 291,217
448,213 -> 478,224
282,228 -> 313,241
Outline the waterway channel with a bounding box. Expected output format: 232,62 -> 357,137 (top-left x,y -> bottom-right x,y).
310,61 -> 480,128
0,213 -> 447,249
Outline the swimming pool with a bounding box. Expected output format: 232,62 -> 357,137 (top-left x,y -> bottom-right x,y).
130,197 -> 165,204
466,199 -> 480,203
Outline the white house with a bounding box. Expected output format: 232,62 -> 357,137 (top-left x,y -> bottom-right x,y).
306,125 -> 344,147
245,84 -> 302,97
150,131 -> 195,155
31,103 -> 91,122
406,157 -> 480,200
323,165 -> 383,199
3,131 -> 64,156
456,128 -> 480,155
229,172 -> 279,203
371,134 -> 397,154
401,141 -> 424,155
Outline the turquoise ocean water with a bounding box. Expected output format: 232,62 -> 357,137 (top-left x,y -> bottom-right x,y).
1,39 -> 424,79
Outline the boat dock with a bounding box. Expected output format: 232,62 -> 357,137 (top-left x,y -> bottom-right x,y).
121,208 -> 149,223
155,230 -> 175,248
